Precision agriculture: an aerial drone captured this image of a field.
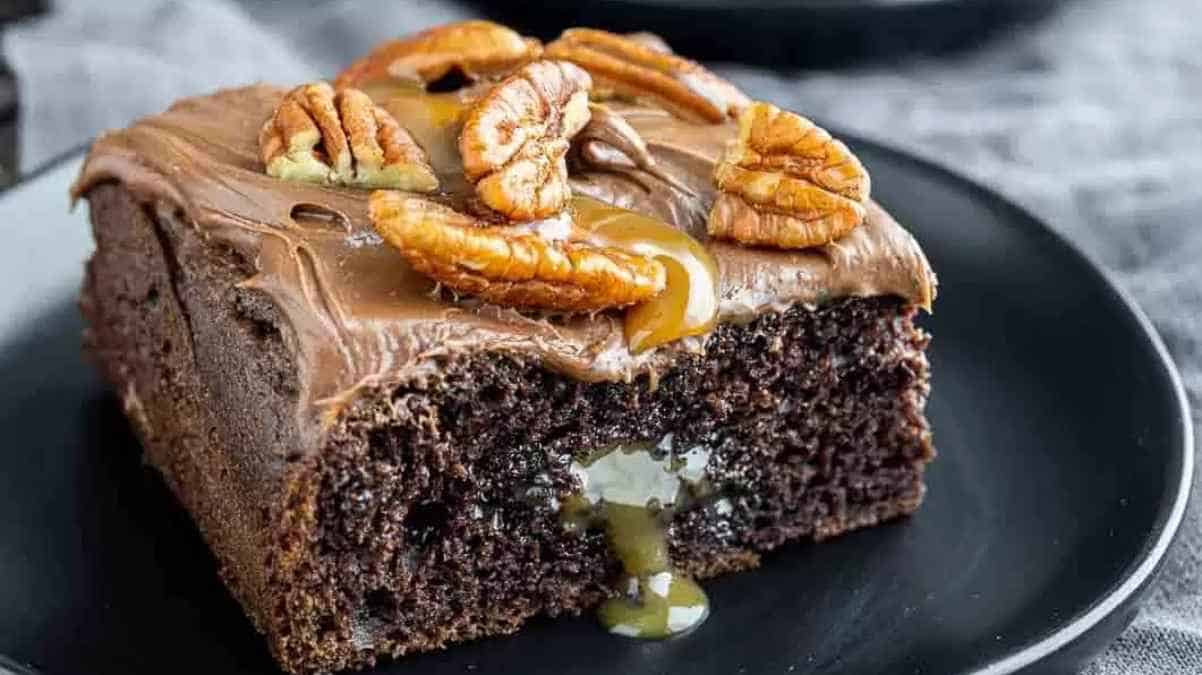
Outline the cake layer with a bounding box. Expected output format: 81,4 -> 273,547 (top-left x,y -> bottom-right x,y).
72,85 -> 936,442
82,182 -> 933,674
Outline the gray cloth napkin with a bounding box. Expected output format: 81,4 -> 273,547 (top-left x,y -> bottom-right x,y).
6,0 -> 1199,672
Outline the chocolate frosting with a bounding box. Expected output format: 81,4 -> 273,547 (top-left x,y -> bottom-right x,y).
73,84 -> 936,433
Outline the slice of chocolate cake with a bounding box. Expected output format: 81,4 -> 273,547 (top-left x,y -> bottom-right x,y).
75,21 -> 936,675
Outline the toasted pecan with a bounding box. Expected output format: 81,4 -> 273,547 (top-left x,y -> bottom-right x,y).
370,191 -> 665,311
335,20 -> 541,90
545,28 -> 748,123
259,82 -> 438,191
707,101 -> 869,248
458,60 -> 593,220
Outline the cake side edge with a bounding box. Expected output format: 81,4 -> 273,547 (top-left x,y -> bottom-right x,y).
79,182 -> 320,670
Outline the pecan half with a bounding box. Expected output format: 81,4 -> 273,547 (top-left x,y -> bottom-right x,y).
624,31 -> 673,54
545,28 -> 748,124
459,60 -> 592,221
335,20 -> 542,90
370,191 -> 665,311
707,101 -> 870,249
259,82 -> 438,191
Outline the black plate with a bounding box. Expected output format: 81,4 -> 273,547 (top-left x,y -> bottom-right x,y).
0,136 -> 1191,675
478,0 -> 1069,66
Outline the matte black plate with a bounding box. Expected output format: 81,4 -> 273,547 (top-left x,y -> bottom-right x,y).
0,137 -> 1191,675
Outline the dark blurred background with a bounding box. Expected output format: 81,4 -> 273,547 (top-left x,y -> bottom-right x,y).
0,0 -> 1071,183
0,0 -> 39,182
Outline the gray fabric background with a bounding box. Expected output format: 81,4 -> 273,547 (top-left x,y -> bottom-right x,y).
6,0 -> 1199,672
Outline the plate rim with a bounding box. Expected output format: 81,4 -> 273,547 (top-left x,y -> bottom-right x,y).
0,138 -> 1193,675
852,138 -> 1196,673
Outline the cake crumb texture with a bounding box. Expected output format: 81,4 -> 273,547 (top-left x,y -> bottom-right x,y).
82,183 -> 932,673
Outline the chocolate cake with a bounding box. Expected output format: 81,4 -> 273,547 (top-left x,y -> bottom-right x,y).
74,21 -> 936,674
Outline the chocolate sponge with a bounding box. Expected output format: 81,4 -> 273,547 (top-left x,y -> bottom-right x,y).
82,181 -> 932,674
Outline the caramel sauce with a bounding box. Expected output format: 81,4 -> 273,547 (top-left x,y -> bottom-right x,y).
360,84 -> 720,354
359,80 -> 468,181
595,503 -> 709,639
564,439 -> 712,639
569,196 -> 719,353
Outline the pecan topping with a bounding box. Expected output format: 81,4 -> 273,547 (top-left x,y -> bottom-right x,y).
459,60 -> 593,221
624,31 -> 673,54
259,82 -> 438,191
370,191 -> 666,311
707,101 -> 870,249
545,28 -> 749,124
335,20 -> 542,90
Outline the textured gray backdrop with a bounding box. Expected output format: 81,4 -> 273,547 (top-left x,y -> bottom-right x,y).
5,0 -> 1199,672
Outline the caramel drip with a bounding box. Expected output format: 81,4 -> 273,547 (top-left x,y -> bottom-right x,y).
363,85 -> 720,352
570,196 -> 718,352
596,503 -> 709,638
564,439 -> 712,638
